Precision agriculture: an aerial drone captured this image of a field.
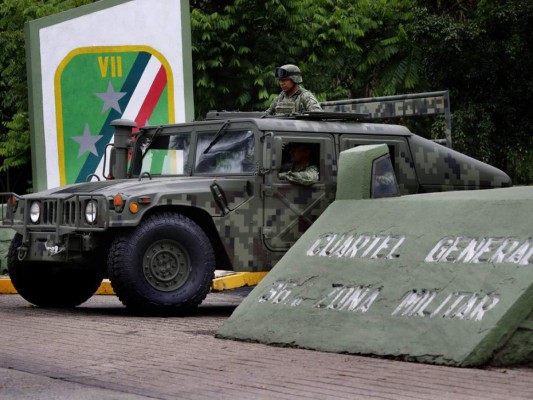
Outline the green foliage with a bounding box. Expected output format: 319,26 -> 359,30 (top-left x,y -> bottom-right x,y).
190,0 -> 418,118
0,112 -> 30,171
411,0 -> 533,183
0,0 -> 93,188
451,104 -> 494,163
1,0 -> 531,189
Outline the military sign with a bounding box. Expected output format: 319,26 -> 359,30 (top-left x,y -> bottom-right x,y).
55,46 -> 175,185
25,0 -> 193,191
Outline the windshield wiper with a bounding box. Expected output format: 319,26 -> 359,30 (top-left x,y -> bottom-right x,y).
128,126 -> 163,177
203,120 -> 230,154
141,126 -> 163,160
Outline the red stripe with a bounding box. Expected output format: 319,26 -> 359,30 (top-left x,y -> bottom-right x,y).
134,65 -> 168,130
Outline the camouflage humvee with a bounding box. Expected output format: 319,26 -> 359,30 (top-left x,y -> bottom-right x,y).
0,112 -> 511,313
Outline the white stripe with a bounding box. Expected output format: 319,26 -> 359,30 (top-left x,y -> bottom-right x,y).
122,55 -> 162,122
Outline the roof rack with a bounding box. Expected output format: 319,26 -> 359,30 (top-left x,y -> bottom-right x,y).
205,110 -> 370,121
283,111 -> 370,121
206,91 -> 452,147
205,111 -> 264,120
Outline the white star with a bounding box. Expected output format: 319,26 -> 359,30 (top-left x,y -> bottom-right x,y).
95,81 -> 126,113
71,124 -> 103,157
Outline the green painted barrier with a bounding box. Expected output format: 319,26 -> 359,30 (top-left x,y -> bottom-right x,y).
218,145 -> 533,366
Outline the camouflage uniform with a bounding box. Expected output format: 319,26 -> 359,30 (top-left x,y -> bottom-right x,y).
278,163 -> 319,186
265,64 -> 322,116
265,88 -> 323,116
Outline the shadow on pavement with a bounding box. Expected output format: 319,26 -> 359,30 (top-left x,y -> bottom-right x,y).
20,286 -> 255,318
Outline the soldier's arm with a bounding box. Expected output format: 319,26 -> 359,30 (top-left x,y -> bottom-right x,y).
283,165 -> 319,186
302,91 -> 323,112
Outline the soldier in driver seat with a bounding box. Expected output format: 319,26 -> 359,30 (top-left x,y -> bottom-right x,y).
278,142 -> 319,186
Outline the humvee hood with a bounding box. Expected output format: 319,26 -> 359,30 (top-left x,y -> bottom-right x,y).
25,176 -> 220,198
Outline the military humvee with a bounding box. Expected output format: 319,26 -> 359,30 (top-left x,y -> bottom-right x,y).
0,112 -> 511,313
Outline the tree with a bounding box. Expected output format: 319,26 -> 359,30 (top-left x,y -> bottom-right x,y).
0,0 -> 92,192
411,0 -> 533,183
190,0 -> 418,118
1,0 -> 531,191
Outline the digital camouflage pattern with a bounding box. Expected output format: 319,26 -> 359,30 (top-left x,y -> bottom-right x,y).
322,92 -> 449,116
1,114 -> 511,258
265,88 -> 323,116
0,111 -> 512,312
322,91 -> 452,147
0,113 -> 511,275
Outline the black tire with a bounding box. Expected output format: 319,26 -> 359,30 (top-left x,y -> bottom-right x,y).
107,212 -> 215,314
7,234 -> 106,307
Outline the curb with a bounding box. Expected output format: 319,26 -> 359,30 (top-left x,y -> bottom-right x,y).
0,278 -> 116,295
0,278 -> 17,294
0,272 -> 268,295
211,272 -> 268,291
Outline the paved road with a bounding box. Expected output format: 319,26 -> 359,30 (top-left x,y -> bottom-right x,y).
1,292 -> 532,400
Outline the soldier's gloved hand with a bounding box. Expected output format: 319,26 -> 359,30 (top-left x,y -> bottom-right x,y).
278,172 -> 288,180
376,173 -> 394,185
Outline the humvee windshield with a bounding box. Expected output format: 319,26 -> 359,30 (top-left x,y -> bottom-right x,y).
195,130 -> 255,174
134,132 -> 191,176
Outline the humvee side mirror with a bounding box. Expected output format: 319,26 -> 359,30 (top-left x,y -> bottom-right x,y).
261,132 -> 274,174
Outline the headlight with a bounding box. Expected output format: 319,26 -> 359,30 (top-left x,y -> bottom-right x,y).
85,200 -> 98,224
30,201 -> 41,224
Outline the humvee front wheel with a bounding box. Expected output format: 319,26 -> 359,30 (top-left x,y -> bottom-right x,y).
107,212 -> 215,314
7,234 -> 105,307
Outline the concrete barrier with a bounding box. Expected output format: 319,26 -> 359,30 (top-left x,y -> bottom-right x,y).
218,145 -> 533,367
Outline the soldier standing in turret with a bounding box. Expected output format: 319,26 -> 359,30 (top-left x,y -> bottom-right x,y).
265,64 -> 323,116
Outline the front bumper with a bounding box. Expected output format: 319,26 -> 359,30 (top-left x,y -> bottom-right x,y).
1,193 -> 109,261
14,231 -> 97,262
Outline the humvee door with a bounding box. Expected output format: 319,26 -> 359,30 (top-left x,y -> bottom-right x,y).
262,134 -> 336,252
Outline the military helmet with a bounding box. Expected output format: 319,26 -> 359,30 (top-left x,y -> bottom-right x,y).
275,64 -> 303,84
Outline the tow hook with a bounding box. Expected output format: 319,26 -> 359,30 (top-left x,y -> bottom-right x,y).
45,243 -> 66,256
17,246 -> 28,261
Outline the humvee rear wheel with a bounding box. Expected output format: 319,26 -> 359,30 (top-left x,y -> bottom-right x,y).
7,234 -> 105,307
107,212 -> 215,314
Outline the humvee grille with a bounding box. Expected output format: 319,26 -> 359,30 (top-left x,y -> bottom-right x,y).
64,200 -> 75,225
41,199 -> 57,225
40,198 -> 82,226
28,194 -> 108,232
